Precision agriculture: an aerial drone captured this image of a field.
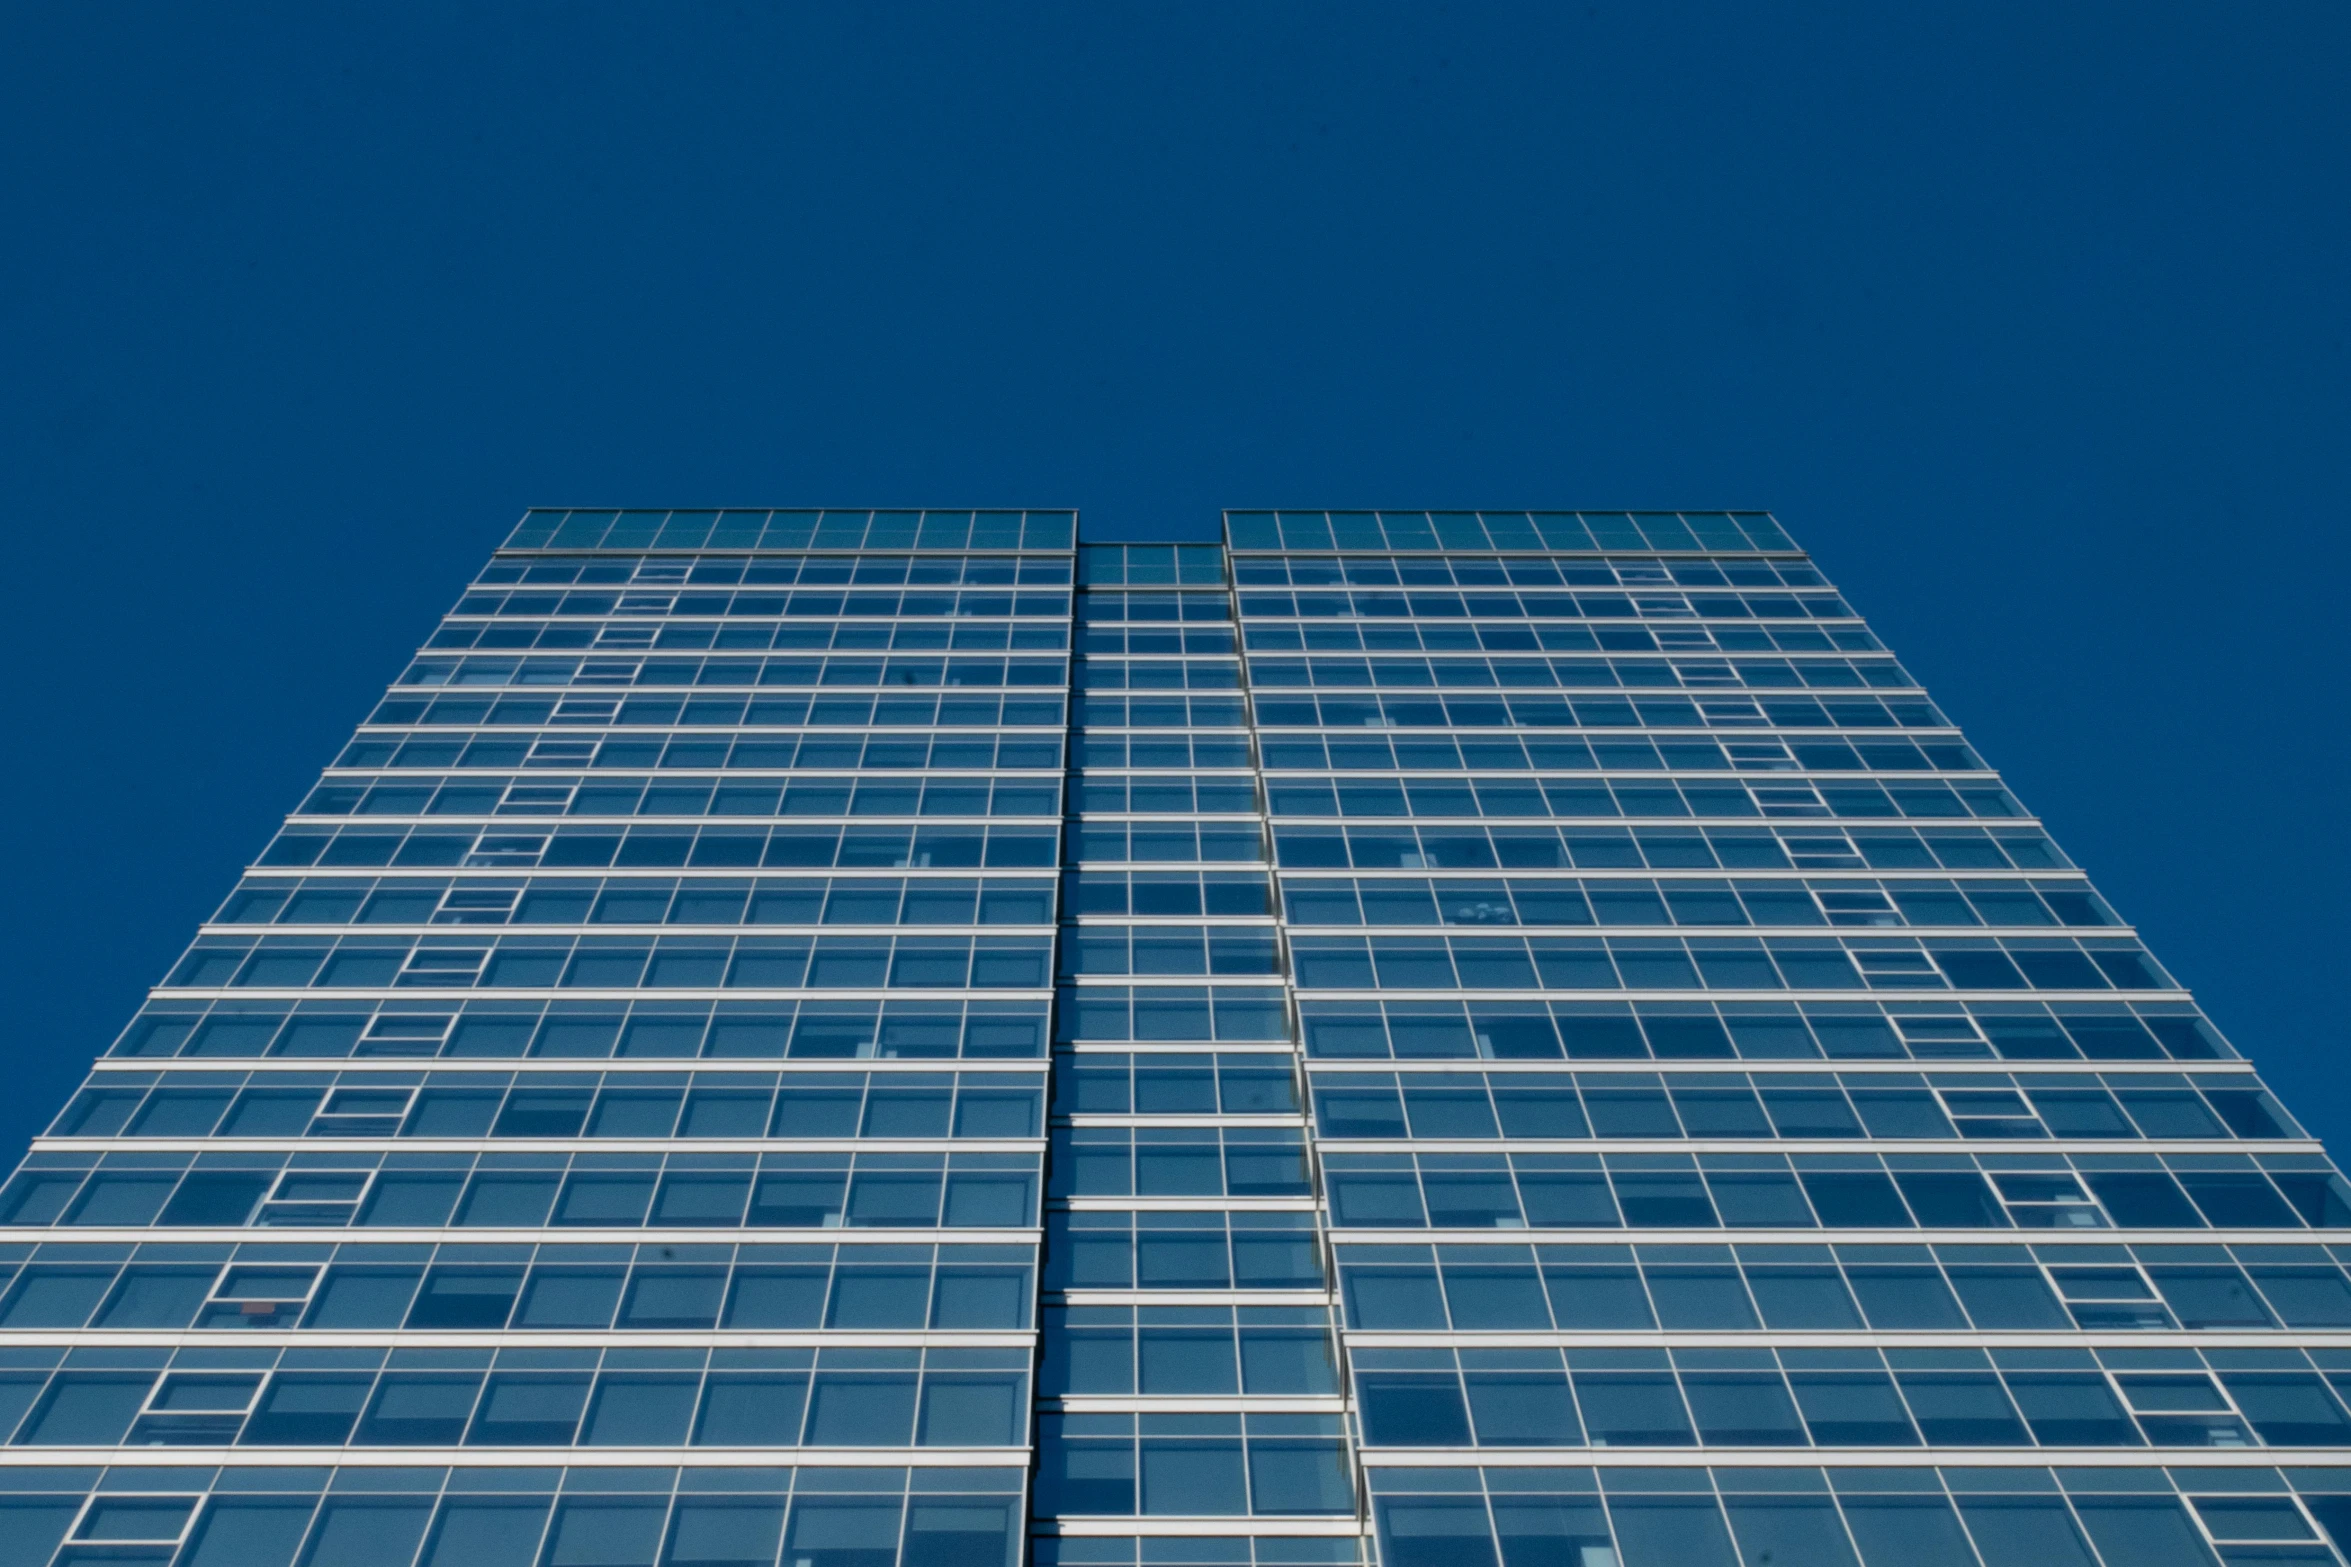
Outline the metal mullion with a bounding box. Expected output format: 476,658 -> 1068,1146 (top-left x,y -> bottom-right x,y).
1053,1212 -> 1316,1221
153,989 -> 1058,1002
1249,723 -> 1967,736
1274,922 -> 2135,938
1049,1291 -> 1338,1308
8,1331 -> 1037,1350
1059,919 -> 1277,930
1043,1519 -> 1364,1538
1058,1043 -> 1296,1056
35,1446 -> 1027,1467
1058,1116 -> 1307,1131
1306,1060 -> 2259,1077
1046,1396 -> 1344,1415
354,722 -> 1072,733
14,1226 -> 1044,1244
203,925 -> 1058,937
277,814 -> 1017,827
1271,869 -> 2082,880
1253,768 -> 2005,780
1255,818 -> 2048,830
90,1059 -> 1051,1076
39,1138 -> 1044,1155
233,867 -> 1066,880
1303,1138 -> 2324,1157
1057,976 -> 1284,988
1344,1331 -> 2351,1351
1355,1448 -> 2351,1468
317,768 -> 1051,779
1284,989 -> 2184,1003
1212,543 -> 1379,1551
1330,1227 -> 2351,1245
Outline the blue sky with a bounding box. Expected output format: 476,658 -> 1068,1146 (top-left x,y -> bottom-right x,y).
1,3 -> 2347,1162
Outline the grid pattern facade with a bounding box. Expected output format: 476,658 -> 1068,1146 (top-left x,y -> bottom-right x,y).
0,507 -> 2342,1567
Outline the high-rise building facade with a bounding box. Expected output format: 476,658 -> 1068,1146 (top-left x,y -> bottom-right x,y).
0,506 -> 2345,1567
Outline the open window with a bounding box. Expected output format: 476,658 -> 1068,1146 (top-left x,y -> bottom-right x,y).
358,1013 -> 452,1057
1724,741 -> 1796,770
465,834 -> 549,868
1850,946 -> 1941,984
311,1083 -> 417,1137
1937,1086 -> 2045,1139
258,1169 -> 373,1227
61,1493 -> 202,1560
526,738 -> 601,767
128,1374 -> 262,1445
1780,832 -> 1864,868
2046,1262 -> 2173,1328
200,1262 -> 323,1328
1889,1013 -> 1988,1057
2186,1492 -> 2328,1552
1816,888 -> 1900,926
435,887 -> 521,924
1993,1171 -> 2105,1229
497,783 -> 577,815
398,945 -> 491,985
2117,1376 -> 2255,1448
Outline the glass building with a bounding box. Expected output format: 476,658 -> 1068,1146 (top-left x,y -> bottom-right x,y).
0,506 -> 2346,1567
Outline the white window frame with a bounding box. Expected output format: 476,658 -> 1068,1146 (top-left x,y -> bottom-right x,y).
465,834 -> 550,868
1815,887 -> 1901,926
311,1082 -> 419,1132
1849,947 -> 1937,981
360,1013 -> 454,1050
1987,1171 -> 2105,1228
435,886 -> 522,922
495,783 -> 577,815
1936,1085 -> 2046,1138
398,945 -> 491,983
2185,1491 -> 2329,1547
258,1168 -> 377,1223
2044,1259 -> 2172,1325
1889,1013 -> 1986,1050
525,738 -> 601,767
137,1371 -> 265,1421
64,1493 -> 204,1550
1752,785 -> 1831,818
1781,831 -> 1866,868
206,1260 -> 325,1316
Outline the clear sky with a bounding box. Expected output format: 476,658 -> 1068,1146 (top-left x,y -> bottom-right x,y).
1,4 -> 2346,1165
